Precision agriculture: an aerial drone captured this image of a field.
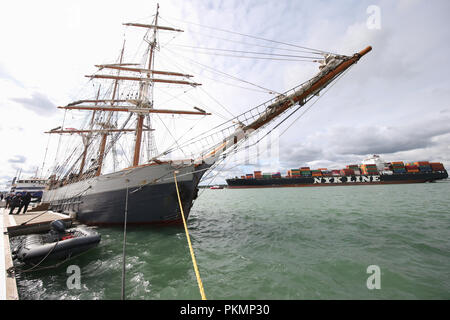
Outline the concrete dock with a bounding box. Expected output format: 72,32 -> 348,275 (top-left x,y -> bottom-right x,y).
1,202 -> 72,300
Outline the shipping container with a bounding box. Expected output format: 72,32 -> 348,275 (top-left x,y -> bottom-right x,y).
414,161 -> 430,166
340,169 -> 355,176
362,170 -> 379,175
331,170 -> 340,176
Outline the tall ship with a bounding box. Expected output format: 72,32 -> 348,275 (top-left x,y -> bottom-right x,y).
226,155 -> 448,188
40,5 -> 372,225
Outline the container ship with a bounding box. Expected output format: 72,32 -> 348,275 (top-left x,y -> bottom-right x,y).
226,155 -> 448,188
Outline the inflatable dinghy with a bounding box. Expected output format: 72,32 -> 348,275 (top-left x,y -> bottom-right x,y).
16,220 -> 101,264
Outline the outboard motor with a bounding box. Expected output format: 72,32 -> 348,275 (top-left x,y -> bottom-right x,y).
48,220 -> 67,242
51,220 -> 66,233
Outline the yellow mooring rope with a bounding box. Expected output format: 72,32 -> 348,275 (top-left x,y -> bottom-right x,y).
173,171 -> 207,300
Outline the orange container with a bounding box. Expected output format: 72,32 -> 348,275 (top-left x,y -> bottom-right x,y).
414,161 -> 430,166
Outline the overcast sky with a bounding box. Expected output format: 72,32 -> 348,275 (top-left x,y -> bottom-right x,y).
1,0 -> 449,189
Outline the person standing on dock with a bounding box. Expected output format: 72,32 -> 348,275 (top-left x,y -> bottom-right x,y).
9,193 -> 22,214
17,192 -> 32,214
5,193 -> 12,209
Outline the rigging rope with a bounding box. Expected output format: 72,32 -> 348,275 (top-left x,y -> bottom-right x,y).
121,187 -> 129,300
164,47 -> 280,95
192,67 -> 355,190
52,110 -> 67,174
172,28 -> 325,55
39,133 -> 52,179
162,16 -> 335,55
156,114 -> 187,158
173,171 -> 207,300
278,65 -> 354,138
168,45 -> 320,61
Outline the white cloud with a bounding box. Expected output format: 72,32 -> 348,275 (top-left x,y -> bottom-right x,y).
11,92 -> 56,116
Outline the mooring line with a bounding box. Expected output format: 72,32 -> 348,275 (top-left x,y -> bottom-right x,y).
121,187 -> 129,300
173,171 -> 207,300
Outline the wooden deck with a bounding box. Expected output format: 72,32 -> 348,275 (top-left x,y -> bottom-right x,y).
1,204 -> 72,300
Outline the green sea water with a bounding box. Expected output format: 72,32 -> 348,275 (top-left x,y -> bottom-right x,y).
15,180 -> 450,300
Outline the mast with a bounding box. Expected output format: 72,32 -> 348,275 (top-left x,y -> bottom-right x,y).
79,85 -> 101,175
96,40 -> 126,176
133,3 -> 159,167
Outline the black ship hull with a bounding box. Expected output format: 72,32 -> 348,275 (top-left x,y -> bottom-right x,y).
50,180 -> 197,225
226,171 -> 448,188
46,163 -> 210,225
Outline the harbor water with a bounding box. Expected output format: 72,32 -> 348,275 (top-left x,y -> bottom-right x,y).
15,180 -> 450,299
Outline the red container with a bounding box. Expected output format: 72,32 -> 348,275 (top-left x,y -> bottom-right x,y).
340,169 -> 355,176
430,162 -> 444,168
